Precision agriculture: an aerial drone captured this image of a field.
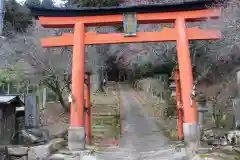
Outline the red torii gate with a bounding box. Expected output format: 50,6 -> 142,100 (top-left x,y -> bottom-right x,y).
28,1 -> 221,151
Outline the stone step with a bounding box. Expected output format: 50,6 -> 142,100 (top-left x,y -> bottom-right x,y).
92,128 -> 118,132
93,120 -> 117,123
92,125 -> 117,128
92,116 -> 116,119
92,113 -> 119,116
92,109 -> 118,112
92,109 -> 119,112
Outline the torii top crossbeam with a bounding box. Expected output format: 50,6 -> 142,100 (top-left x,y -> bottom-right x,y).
28,1 -> 221,27
29,0 -> 218,21
28,1 -> 221,47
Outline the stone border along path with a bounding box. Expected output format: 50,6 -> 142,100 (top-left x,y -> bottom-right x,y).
94,84 -> 188,160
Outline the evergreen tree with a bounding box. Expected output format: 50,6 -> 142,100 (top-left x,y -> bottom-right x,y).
25,0 -> 41,6
3,0 -> 35,35
41,0 -> 54,8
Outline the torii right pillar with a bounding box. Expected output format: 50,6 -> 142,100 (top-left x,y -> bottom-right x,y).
175,18 -> 198,148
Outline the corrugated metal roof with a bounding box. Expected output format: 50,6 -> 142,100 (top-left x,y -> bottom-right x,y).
0,95 -> 25,106
0,96 -> 17,103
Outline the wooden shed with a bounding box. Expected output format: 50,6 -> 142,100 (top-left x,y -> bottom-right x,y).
0,96 -> 24,145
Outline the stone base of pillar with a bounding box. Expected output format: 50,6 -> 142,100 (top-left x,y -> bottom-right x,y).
183,123 -> 200,156
178,137 -> 184,141
183,123 -> 199,143
68,126 -> 85,151
86,136 -> 91,145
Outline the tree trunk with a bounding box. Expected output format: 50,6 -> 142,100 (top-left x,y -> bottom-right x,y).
97,70 -> 104,92
44,80 -> 69,112
56,90 -> 69,112
92,70 -> 105,93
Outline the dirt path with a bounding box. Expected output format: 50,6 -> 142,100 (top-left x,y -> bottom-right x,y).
95,84 -> 187,160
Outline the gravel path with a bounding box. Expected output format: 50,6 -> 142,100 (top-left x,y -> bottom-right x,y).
95,85 -> 187,160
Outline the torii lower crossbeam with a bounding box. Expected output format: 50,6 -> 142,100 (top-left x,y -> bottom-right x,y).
41,27 -> 220,47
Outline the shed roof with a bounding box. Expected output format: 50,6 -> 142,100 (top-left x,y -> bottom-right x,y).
0,95 -> 25,107
27,0 -> 219,18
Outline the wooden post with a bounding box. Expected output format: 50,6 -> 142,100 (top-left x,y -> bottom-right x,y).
85,73 -> 91,144
42,88 -> 46,108
174,69 -> 184,141
237,69 -> 240,96
68,23 -> 86,150
0,108 -> 2,138
175,18 -> 198,145
233,68 -> 240,128
7,83 -> 10,95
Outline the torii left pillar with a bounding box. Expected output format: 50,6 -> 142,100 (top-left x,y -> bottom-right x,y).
68,23 -> 86,150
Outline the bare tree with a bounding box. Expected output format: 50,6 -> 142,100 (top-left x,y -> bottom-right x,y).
0,20 -> 73,111
189,0 -> 240,86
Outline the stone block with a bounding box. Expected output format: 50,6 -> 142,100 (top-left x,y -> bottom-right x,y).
191,155 -> 204,160
48,150 -> 97,160
68,126 -> 85,151
7,146 -> 28,156
48,153 -> 66,160
183,123 -> 200,143
72,150 -> 97,160
16,128 -> 50,145
28,138 -> 66,160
